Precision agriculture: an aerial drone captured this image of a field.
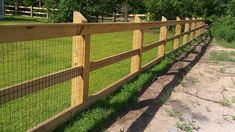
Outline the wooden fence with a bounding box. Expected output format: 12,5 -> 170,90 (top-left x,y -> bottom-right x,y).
0,11 -> 207,131
96,13 -> 148,22
4,5 -> 48,18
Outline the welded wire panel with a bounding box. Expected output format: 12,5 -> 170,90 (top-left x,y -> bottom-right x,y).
89,31 -> 133,94
0,37 -> 74,131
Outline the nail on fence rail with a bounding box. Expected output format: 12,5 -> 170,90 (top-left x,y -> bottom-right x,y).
0,11 -> 207,132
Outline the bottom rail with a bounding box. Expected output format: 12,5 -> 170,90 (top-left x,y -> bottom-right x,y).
28,31 -> 208,132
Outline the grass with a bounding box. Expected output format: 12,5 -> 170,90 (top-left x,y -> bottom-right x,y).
214,39 -> 235,49
219,97 -> 232,107
232,115 -> 235,121
0,15 -> 49,24
56,43 -> 193,132
176,120 -> 198,132
210,51 -> 235,62
0,16 -> 194,131
165,109 -> 182,118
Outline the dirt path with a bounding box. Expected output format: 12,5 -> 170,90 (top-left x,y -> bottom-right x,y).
107,36 -> 235,132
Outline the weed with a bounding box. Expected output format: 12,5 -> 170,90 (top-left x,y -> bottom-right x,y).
219,97 -> 232,107
176,120 -> 198,132
210,51 -> 235,62
165,109 -> 182,118
220,68 -> 226,74
231,96 -> 235,103
232,115 -> 235,121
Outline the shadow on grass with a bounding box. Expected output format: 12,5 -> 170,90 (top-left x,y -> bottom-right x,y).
54,34 -> 212,132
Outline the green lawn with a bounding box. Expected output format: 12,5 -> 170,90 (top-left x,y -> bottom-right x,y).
0,17 -> 176,131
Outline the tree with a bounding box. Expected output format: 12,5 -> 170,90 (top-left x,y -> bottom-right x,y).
227,0 -> 235,16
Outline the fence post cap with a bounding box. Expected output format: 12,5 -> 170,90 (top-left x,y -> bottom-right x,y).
161,16 -> 167,21
73,11 -> 87,23
176,17 -> 181,20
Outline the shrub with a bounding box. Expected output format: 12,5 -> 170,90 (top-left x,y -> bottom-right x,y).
211,16 -> 235,43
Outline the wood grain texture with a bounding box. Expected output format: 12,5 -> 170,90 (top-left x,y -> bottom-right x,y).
71,11 -> 90,106
131,15 -> 143,73
0,66 -> 83,105
0,20 -> 204,43
90,49 -> 139,72
157,16 -> 168,57
173,17 -> 181,49
183,17 -> 190,45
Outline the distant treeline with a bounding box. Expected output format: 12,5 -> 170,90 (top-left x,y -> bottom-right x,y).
4,0 -> 235,22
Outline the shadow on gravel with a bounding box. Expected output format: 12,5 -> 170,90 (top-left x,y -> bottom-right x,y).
126,36 -> 212,132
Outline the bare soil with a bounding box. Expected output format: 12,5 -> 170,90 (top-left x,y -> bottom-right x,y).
107,37 -> 235,132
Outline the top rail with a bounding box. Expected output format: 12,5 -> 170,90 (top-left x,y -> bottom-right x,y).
0,20 -> 203,43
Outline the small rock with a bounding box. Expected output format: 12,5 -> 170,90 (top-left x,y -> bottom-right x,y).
180,113 -> 193,123
167,127 -> 181,132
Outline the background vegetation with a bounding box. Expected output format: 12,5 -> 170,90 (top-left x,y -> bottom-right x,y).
3,0 -> 234,22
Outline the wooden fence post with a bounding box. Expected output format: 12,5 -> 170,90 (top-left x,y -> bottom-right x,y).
112,12 -> 116,22
157,16 -> 168,57
199,18 -> 203,35
30,6 -> 33,17
195,18 -> 200,37
71,11 -> 90,106
183,17 -> 190,45
190,17 -> 196,40
131,15 -> 143,73
173,17 -> 181,49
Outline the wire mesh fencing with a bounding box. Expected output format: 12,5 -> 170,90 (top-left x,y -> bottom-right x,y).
0,37 -> 73,131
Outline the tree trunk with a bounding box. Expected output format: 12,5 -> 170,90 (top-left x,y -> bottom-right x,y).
39,0 -> 42,7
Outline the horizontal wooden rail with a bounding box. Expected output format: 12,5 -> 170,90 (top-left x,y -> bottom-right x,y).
90,49 -> 139,71
167,25 -> 206,42
0,66 -> 83,105
143,40 -> 165,52
29,71 -> 139,132
0,20 -> 203,43
29,29 -> 208,132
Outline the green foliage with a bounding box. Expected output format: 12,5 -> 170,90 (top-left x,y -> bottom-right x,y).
144,0 -> 226,20
219,97 -> 232,107
176,121 -> 197,132
57,42 -> 194,131
55,0 -> 78,22
227,0 -> 235,17
210,51 -> 235,62
211,16 -> 235,43
166,109 -> 182,118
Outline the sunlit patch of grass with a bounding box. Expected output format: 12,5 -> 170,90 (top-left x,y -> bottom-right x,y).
210,51 -> 235,62
214,39 -> 235,49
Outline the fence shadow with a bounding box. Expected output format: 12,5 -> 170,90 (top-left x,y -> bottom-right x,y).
54,35 -> 212,132
126,36 -> 212,132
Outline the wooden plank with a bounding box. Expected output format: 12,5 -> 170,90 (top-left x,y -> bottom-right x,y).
131,15 -> 143,73
0,24 -> 78,43
90,49 -> 139,71
173,17 -> 181,49
28,29 -> 207,132
157,16 -> 168,57
28,71 -> 139,132
0,19 -> 204,43
190,18 -> 196,40
71,11 -> 90,106
0,66 -> 83,105
183,17 -> 190,45
143,40 -> 165,52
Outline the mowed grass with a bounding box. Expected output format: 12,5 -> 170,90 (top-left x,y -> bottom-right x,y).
214,39 -> 235,49
0,17 -> 175,131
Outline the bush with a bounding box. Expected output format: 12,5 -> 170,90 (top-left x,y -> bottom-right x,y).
211,16 -> 235,43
